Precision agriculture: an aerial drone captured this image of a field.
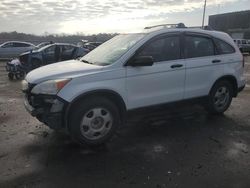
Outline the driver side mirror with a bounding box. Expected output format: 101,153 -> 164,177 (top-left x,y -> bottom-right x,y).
128,56 -> 154,67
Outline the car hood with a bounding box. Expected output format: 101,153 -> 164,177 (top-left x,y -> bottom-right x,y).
26,60 -> 103,84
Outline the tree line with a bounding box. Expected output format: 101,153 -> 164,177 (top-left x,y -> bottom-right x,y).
0,31 -> 118,45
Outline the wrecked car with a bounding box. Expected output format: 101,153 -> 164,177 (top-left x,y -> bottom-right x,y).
19,43 -> 89,71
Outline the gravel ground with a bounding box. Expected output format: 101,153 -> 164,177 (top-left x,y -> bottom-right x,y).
0,57 -> 250,188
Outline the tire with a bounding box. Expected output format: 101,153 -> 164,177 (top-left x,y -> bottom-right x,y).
205,80 -> 233,114
8,73 -> 14,80
69,97 -> 120,146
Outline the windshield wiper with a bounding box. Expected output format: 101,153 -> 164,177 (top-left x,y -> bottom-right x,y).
81,59 -> 93,64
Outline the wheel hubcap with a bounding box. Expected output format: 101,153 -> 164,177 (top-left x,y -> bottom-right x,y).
213,86 -> 229,110
80,108 -> 113,140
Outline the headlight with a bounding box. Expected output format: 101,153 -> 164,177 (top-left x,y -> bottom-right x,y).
21,80 -> 29,91
31,79 -> 71,95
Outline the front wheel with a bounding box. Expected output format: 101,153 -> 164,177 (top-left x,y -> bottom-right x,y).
69,97 -> 120,146
205,80 -> 233,114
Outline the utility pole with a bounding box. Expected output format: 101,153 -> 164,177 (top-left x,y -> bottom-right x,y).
202,0 -> 207,28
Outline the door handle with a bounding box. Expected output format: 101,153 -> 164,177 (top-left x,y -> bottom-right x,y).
171,64 -> 183,68
212,59 -> 221,63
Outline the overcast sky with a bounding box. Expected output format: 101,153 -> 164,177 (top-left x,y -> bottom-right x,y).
0,0 -> 249,35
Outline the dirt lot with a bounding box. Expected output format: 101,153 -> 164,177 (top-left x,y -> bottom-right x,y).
1,57 -> 250,188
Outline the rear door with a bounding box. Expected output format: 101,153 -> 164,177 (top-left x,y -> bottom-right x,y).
43,45 -> 56,64
184,33 -> 224,99
126,33 -> 186,109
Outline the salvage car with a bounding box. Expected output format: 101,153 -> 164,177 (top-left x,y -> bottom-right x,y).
19,43 -> 89,71
22,23 -> 246,146
0,41 -> 35,59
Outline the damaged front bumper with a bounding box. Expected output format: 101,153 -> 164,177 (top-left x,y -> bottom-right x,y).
24,93 -> 68,130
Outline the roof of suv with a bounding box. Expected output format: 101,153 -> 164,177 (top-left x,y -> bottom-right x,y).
143,26 -> 234,46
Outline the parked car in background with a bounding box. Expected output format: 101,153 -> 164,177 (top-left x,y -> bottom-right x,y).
22,23 -> 245,146
19,43 -> 89,71
0,41 -> 35,59
233,39 -> 250,54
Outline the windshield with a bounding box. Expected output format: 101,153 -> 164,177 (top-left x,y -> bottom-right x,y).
80,34 -> 145,66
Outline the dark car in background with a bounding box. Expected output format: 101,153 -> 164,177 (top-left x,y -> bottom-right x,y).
0,41 -> 35,59
19,43 -> 89,70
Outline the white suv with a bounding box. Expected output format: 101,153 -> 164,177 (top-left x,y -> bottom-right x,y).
22,24 -> 246,145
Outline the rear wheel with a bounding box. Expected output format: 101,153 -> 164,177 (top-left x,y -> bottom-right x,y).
205,80 -> 233,114
69,97 -> 120,146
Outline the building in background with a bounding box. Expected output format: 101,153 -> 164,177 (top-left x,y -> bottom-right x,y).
209,10 -> 250,39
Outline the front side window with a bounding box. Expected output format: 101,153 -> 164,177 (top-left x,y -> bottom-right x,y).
214,38 -> 235,54
2,42 -> 13,48
185,35 -> 215,58
137,36 -> 181,62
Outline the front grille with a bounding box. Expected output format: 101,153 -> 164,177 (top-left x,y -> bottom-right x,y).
24,83 -> 55,109
6,63 -> 18,72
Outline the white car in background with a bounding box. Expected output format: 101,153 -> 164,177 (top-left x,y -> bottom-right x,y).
22,23 -> 246,146
0,41 -> 35,59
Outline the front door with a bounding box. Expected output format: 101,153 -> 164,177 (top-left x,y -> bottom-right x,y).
126,34 -> 186,110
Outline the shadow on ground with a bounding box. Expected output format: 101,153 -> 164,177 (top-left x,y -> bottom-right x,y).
1,105 -> 250,188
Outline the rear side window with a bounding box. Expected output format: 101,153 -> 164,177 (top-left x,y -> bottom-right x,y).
62,45 -> 75,56
138,36 -> 181,62
44,46 -> 56,55
184,35 -> 215,58
13,43 -> 31,47
214,38 -> 235,54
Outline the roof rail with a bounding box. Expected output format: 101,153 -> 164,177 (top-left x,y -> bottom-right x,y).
144,23 -> 186,29
144,23 -> 213,31
188,25 -> 213,30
